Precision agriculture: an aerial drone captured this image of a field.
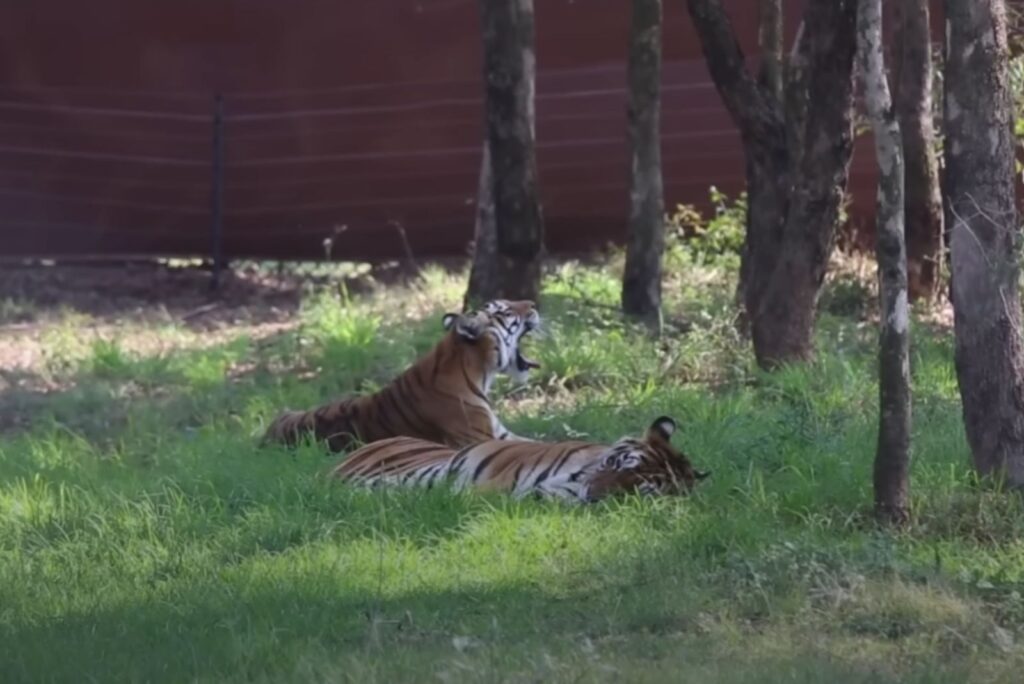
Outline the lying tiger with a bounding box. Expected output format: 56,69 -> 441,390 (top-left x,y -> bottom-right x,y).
329,416 -> 710,503
262,299 -> 540,452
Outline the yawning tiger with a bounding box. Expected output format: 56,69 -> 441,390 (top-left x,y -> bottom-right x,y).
262,299 -> 540,451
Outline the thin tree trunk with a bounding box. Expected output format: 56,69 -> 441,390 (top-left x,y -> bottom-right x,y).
465,141 -> 498,309
944,0 -> 1024,487
473,0 -> 545,304
860,0 -> 912,525
686,0 -> 858,369
893,0 -> 944,301
622,0 -> 666,331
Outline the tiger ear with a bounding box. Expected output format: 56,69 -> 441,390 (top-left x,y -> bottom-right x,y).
647,416 -> 676,442
444,312 -> 484,341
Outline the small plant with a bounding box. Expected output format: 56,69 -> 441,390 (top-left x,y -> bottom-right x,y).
300,288 -> 386,379
39,314 -> 93,377
665,186 -> 746,269
88,339 -> 132,380
0,297 -> 33,324
820,273 -> 874,319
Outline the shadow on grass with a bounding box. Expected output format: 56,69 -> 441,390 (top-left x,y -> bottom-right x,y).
0,575 -> 657,682
0,531 -> 983,684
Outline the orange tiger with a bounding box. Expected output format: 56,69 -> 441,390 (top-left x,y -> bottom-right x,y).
329,416 -> 710,503
261,299 -> 540,452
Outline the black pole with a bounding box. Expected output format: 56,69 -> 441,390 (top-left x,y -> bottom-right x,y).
210,93 -> 225,290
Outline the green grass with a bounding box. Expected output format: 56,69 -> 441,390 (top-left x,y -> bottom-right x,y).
2,260 -> 1024,683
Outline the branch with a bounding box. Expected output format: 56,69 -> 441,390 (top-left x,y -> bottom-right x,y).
388,219 -> 420,274
757,0 -> 784,103
686,0 -> 783,142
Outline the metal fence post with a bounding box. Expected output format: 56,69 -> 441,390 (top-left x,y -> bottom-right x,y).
210,93 -> 226,290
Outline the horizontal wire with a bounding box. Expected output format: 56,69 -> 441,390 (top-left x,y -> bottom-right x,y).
0,168 -> 205,190
0,120 -> 211,144
0,145 -> 207,166
0,100 -> 208,123
0,188 -> 206,214
225,129 -> 738,168
225,82 -> 716,124
223,104 -> 727,141
0,80 -> 717,128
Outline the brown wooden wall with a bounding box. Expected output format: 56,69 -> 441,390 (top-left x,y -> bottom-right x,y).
0,0 -> 882,263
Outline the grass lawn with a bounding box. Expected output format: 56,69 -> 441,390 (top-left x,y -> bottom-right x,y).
2,253 -> 1024,683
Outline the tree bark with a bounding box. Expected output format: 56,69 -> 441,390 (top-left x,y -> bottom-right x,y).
860,0 -> 912,525
944,0 -> 1024,487
465,141 -> 498,309
471,0 -> 545,304
892,0 -> 944,301
739,138 -> 789,343
686,0 -> 858,369
622,0 -> 666,330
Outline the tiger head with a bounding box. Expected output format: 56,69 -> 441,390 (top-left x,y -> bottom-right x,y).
581,416 -> 710,502
442,299 -> 541,384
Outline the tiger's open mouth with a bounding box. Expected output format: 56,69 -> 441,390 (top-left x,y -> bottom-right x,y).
515,349 -> 540,372
514,323 -> 540,372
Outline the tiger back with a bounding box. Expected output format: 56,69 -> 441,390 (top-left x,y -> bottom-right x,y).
261,299 -> 540,452
329,416 -> 710,503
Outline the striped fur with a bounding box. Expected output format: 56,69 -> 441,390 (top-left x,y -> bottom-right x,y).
329,416 -> 710,503
261,299 -> 540,452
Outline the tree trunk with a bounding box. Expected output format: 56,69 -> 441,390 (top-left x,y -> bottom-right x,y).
686,0 -> 858,369
622,0 -> 666,330
465,141 -> 498,309
686,0 -> 788,357
756,0 -> 858,366
860,0 -> 912,525
892,0 -> 944,301
944,0 -> 1024,487
472,0 -> 545,304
